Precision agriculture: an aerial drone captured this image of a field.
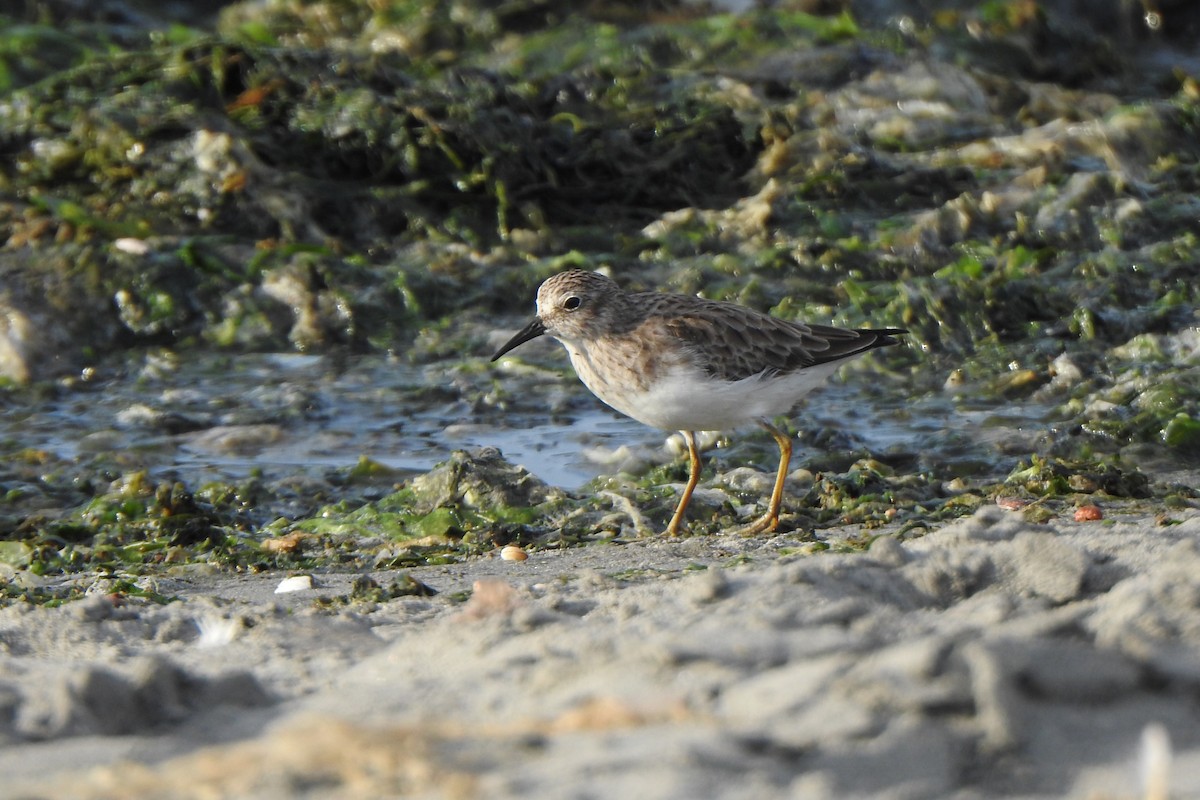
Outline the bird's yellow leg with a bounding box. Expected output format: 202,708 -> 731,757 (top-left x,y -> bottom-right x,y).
734,421 -> 792,536
665,430 -> 701,536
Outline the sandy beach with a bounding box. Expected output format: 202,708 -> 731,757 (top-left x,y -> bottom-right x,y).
4,500 -> 1199,799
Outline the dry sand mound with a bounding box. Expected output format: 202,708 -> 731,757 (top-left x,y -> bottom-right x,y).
3,506 -> 1199,799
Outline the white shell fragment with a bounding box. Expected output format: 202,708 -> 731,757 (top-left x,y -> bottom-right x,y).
275,574 -> 315,594
113,237 -> 150,255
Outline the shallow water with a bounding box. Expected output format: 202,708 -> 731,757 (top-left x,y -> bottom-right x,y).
0,350 -> 1028,492
1,352 -> 657,490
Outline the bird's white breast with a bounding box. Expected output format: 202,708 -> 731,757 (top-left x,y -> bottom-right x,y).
566,345 -> 842,433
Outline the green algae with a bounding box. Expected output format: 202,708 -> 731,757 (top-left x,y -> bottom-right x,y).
1,29 -> 760,365
1004,455 -> 1151,499
294,491 -> 539,547
1163,413 -> 1200,452
0,453 -> 521,606
0,19 -> 103,92
501,9 -> 861,78
276,449 -> 562,569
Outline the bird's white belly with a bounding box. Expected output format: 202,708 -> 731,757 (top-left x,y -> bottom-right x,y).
576,360 -> 843,432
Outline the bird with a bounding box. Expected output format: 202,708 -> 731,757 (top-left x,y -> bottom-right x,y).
491,269 -> 906,535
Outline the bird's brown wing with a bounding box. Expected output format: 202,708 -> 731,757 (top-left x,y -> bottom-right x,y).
644,294 -> 904,382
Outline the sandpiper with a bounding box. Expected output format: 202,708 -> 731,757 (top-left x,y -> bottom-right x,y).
491,270 -> 906,535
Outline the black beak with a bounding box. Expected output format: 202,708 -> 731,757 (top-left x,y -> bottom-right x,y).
491,317 -> 546,361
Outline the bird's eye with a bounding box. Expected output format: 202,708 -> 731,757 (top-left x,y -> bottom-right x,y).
563,296 -> 582,310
